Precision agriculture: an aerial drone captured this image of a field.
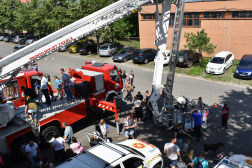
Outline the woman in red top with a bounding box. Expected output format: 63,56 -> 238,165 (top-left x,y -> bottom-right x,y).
220,104 -> 229,131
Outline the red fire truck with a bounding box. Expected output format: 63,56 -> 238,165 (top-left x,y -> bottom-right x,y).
0,62 -> 122,161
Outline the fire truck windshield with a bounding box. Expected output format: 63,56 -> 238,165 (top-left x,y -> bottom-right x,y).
110,69 -> 120,82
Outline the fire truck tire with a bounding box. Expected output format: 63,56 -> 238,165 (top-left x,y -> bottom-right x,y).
11,136 -> 30,161
153,162 -> 162,168
41,126 -> 60,147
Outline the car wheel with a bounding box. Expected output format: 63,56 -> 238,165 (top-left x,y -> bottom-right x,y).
144,59 -> 148,64
153,163 -> 162,168
88,51 -> 91,55
178,56 -> 184,63
123,58 -> 127,62
222,68 -> 226,74
188,61 -> 193,68
41,126 -> 60,148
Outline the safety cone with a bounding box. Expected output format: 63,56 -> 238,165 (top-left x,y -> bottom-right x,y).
64,68 -> 66,71
214,102 -> 217,108
38,62 -> 40,65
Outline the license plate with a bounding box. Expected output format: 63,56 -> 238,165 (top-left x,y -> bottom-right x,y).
210,71 -> 215,73
240,74 -> 246,76
119,57 -> 122,59
80,50 -> 82,51
135,58 -> 138,59
114,58 -> 117,60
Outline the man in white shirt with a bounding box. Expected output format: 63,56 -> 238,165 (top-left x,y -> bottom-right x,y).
51,134 -> 65,163
38,73 -> 51,106
164,137 -> 182,168
25,140 -> 42,168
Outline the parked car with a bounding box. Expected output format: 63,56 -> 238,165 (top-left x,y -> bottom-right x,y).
79,44 -> 97,55
112,48 -> 135,62
58,42 -> 74,52
25,36 -> 39,45
13,45 -> 26,52
132,48 -> 157,64
206,51 -> 234,74
154,50 -> 171,65
19,35 -> 33,45
68,41 -> 83,53
79,39 -> 95,45
233,54 -> 252,79
99,43 -> 118,57
0,33 -> 9,41
177,50 -> 202,67
13,35 -> 26,43
3,35 -> 15,42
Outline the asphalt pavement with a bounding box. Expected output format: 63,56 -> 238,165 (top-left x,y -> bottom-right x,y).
0,42 -> 251,168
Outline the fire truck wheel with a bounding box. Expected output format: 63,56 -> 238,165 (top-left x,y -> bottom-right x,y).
41,126 -> 60,147
11,136 -> 30,161
153,162 -> 162,168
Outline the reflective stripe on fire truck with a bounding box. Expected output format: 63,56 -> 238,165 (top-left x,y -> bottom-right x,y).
146,154 -> 162,165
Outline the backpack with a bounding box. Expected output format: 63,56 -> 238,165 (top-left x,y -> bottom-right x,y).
105,124 -> 109,133
196,157 -> 205,168
78,141 -> 84,152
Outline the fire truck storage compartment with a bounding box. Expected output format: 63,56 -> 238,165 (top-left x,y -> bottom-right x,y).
74,68 -> 104,93
75,81 -> 91,98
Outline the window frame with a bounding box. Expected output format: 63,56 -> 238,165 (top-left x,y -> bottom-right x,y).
141,14 -> 156,20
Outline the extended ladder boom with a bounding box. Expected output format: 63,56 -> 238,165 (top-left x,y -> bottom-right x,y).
0,0 -> 152,82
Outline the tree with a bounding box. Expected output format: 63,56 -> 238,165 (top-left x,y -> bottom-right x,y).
184,28 -> 216,54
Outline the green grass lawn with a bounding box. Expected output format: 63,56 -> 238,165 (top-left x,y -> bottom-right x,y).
118,39 -> 140,48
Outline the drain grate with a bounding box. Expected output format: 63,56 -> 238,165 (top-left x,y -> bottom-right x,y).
45,58 -> 54,61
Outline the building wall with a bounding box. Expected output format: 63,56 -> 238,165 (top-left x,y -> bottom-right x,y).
139,0 -> 252,60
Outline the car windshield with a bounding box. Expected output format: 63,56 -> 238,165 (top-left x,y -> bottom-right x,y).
117,144 -> 145,157
134,51 -> 142,55
73,42 -> 81,46
210,57 -> 225,64
118,49 -> 128,54
238,60 -> 252,68
100,46 -> 108,50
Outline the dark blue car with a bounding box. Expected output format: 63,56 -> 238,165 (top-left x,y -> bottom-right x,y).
234,54 -> 252,79
132,48 -> 157,64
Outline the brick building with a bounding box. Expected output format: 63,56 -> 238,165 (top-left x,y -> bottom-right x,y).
138,0 -> 252,60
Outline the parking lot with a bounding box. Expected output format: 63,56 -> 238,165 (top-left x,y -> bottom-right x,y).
0,42 -> 251,168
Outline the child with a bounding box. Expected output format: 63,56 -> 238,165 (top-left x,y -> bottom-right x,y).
36,156 -> 43,168
123,116 -> 130,134
202,109 -> 209,128
183,139 -> 190,156
36,85 -> 43,107
54,75 -> 63,100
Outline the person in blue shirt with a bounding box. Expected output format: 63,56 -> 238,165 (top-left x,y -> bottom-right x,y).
54,75 -> 63,100
189,109 -> 202,142
188,151 -> 209,168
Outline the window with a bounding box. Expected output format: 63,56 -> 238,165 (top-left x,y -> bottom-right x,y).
183,13 -> 200,27
232,11 -> 239,18
122,158 -> 144,168
204,12 -> 225,18
110,69 -> 120,82
240,11 -> 248,18
142,14 -> 155,20
249,11 -> 252,18
226,54 -> 232,62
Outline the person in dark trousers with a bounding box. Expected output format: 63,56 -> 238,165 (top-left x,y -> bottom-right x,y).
189,109 -> 202,142
130,70 -> 134,86
144,90 -> 152,120
51,134 -> 65,163
124,80 -> 133,102
21,86 -> 38,100
220,104 -> 229,131
38,73 -> 51,106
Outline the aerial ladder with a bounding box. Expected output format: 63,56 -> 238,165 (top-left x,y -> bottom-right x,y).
0,0 -> 153,89
149,0 -> 209,131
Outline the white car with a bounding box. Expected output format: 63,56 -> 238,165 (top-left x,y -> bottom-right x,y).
154,50 -> 170,65
206,51 -> 234,74
214,154 -> 252,168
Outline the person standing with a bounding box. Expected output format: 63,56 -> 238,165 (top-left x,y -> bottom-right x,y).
121,70 -> 128,91
164,137 -> 182,168
189,109 -> 202,142
100,119 -> 107,140
24,96 -> 38,129
220,104 -> 229,131
174,122 -> 190,153
188,151 -> 209,168
54,75 -> 63,100
60,68 -> 73,102
38,73 -> 51,106
21,86 -> 38,100
124,80 -> 133,102
130,70 -> 134,86
145,90 -> 152,120
132,96 -> 143,123
62,122 -> 73,145
51,134 -> 65,163
125,114 -> 136,140
69,74 -> 76,98
25,140 -> 42,168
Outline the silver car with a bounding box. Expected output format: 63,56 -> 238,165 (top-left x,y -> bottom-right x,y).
25,36 -> 38,45
0,33 -> 9,41
3,35 -> 15,42
99,43 -> 118,57
13,35 -> 26,43
13,45 -> 26,52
